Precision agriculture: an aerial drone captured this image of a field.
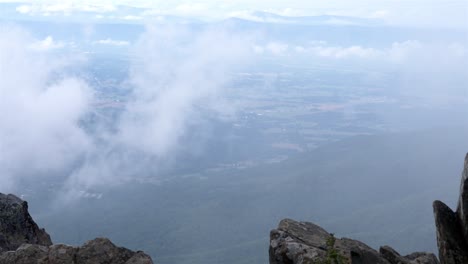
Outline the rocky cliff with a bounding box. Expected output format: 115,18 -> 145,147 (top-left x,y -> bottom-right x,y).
0,194 -> 52,252
0,193 -> 153,264
270,153 -> 468,264
433,153 -> 468,264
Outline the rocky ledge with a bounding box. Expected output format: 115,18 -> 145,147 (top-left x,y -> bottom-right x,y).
270,153 -> 468,264
269,218 -> 438,264
0,193 -> 153,264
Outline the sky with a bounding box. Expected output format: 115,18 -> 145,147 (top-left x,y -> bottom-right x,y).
0,0 -> 467,28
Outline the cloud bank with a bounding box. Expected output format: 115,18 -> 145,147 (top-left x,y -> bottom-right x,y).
0,23 -> 253,197
118,25 -> 251,156
46,25 -> 250,199
0,26 -> 92,191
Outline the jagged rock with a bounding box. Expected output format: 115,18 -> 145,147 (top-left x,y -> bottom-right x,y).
269,219 -> 329,263
337,238 -> 390,263
433,201 -> 468,264
0,193 -> 52,252
0,239 -> 153,264
380,245 -> 407,264
433,153 -> 468,264
0,193 -> 154,264
0,244 -> 49,264
125,252 -> 154,264
47,244 -> 77,264
269,218 -> 438,264
404,252 -> 440,264
76,238 -> 134,263
380,245 -> 439,264
458,154 -> 468,240
75,237 -> 148,264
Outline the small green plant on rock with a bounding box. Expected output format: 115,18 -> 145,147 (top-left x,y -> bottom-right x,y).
313,234 -> 349,264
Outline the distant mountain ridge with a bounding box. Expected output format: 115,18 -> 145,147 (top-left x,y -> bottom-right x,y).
233,11 -> 384,26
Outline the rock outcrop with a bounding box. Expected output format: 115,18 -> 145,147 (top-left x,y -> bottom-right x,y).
0,238 -> 153,264
269,218 -> 439,264
0,193 -> 52,252
0,193 -> 153,264
433,153 -> 468,264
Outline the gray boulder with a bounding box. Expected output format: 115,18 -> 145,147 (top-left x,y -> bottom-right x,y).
380,245 -> 439,264
75,237 -> 152,264
269,218 -> 438,264
0,244 -> 49,264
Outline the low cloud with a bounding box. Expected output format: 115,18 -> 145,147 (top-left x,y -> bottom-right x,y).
29,36 -> 66,51
1,23 -> 253,198
228,11 -> 293,24
0,26 -> 92,192
93,38 -> 130,46
140,3 -> 210,19
118,25 -> 251,154
257,39 -> 465,65
61,25 -> 253,195
304,44 -> 381,59
174,3 -> 207,16
16,3 -> 116,16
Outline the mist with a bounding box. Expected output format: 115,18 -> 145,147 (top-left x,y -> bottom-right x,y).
0,26 -> 92,191
0,23 -> 255,199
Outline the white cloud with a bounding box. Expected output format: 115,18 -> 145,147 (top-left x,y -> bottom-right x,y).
140,3 -> 211,19
29,36 -> 65,51
175,3 -> 206,15
227,11 -> 292,23
93,38 -> 130,46
323,18 -> 361,26
122,15 -> 143,20
16,4 -> 33,14
16,3 -> 116,15
387,40 -> 422,62
369,10 -> 389,19
266,42 -> 289,55
0,23 -> 254,195
258,40 -> 425,61
60,24 -> 254,191
0,26 -> 93,192
117,25 -> 252,156
309,45 -> 381,59
264,8 -> 306,17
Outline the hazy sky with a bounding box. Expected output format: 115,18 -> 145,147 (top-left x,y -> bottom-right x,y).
1,0 -> 467,28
